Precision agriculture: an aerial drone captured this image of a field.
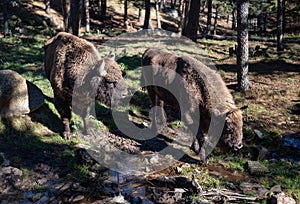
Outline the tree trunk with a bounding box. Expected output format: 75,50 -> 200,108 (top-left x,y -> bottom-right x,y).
178,0 -> 185,33
213,4 -> 219,35
62,0 -> 71,32
138,8 -> 143,24
207,0 -> 212,34
232,8 -> 236,30
236,0 -> 249,93
3,0 -> 9,37
84,0 -> 90,33
101,0 -> 107,19
171,0 -> 176,9
124,0 -> 128,23
155,0 -> 161,29
277,0 -> 284,51
143,0 -> 152,29
70,0 -> 82,36
45,0 -> 51,14
181,0 -> 190,35
182,0 -> 200,41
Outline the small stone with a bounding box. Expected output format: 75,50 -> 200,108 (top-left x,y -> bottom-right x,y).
149,155 -> 159,164
270,185 -> 282,193
31,193 -> 44,202
181,163 -> 191,169
24,191 -> 34,199
247,161 -> 269,175
270,192 -> 296,204
36,195 -> 49,204
1,166 -> 23,177
112,195 -> 130,204
175,167 -> 182,174
254,129 -> 264,139
72,195 -> 85,202
174,188 -> 186,193
141,199 -> 155,204
199,199 -> 210,204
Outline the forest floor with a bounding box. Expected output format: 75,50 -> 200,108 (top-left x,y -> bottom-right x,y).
0,0 -> 299,203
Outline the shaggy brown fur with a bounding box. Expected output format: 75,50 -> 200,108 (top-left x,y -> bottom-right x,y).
142,48 -> 243,158
44,32 -> 127,139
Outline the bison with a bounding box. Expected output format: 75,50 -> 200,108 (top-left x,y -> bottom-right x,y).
44,32 -> 127,139
141,48 -> 244,160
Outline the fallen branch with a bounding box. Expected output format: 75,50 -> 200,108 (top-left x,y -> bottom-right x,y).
200,188 -> 257,201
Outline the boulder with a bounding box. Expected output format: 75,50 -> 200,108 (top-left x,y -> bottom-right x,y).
0,70 -> 44,117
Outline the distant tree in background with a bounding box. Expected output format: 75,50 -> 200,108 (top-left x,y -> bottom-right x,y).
182,0 -> 201,41
62,0 -> 71,32
206,0 -> 212,34
277,0 -> 284,51
100,0 -> 107,19
236,0 -> 249,93
84,0 -> 90,33
3,0 -> 9,37
143,0 -> 152,29
70,0 -> 83,36
155,0 -> 162,29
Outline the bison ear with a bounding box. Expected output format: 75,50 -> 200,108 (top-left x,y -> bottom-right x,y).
225,109 -> 235,117
98,60 -> 107,77
107,52 -> 115,61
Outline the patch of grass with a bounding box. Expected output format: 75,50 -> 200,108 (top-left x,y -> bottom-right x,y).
21,167 -> 30,179
170,120 -> 183,129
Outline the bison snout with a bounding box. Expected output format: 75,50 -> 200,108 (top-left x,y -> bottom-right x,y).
233,142 -> 243,151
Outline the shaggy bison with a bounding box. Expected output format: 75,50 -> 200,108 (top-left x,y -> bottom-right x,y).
44,32 -> 127,139
142,48 -> 244,160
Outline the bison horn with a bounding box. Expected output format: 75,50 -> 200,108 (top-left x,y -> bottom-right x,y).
98,60 -> 107,77
108,51 -> 115,61
226,104 -> 248,117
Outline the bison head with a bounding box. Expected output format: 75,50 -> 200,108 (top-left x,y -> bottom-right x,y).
220,108 -> 244,152
93,55 -> 127,107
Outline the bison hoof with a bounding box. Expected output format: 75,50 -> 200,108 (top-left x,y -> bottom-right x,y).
63,131 -> 71,140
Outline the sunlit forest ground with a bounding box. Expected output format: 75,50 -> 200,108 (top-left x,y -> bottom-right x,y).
0,0 -> 299,203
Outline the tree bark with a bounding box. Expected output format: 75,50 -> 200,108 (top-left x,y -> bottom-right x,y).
207,0 -> 212,34
181,0 -> 190,35
213,4 -> 219,35
232,8 -> 236,30
62,0 -> 71,32
138,8 -> 143,24
277,0 -> 284,51
155,0 -> 161,29
237,0 -> 249,93
143,0 -> 152,29
70,0 -> 83,36
101,0 -> 107,19
45,0 -> 51,14
182,0 -> 200,41
124,0 -> 128,24
3,0 -> 9,37
84,0 -> 90,33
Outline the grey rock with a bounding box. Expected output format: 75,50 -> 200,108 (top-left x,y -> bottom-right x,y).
254,129 -> 264,139
36,195 -> 50,204
0,70 -> 44,117
141,200 -> 155,204
1,166 -> 23,177
247,160 -> 269,175
72,195 -> 85,202
199,199 -> 210,204
240,182 -> 269,198
112,195 -> 130,204
269,192 -> 296,204
270,185 -> 282,193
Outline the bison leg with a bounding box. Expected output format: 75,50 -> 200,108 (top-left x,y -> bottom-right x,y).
83,105 -> 91,135
54,96 -> 72,140
148,87 -> 166,131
